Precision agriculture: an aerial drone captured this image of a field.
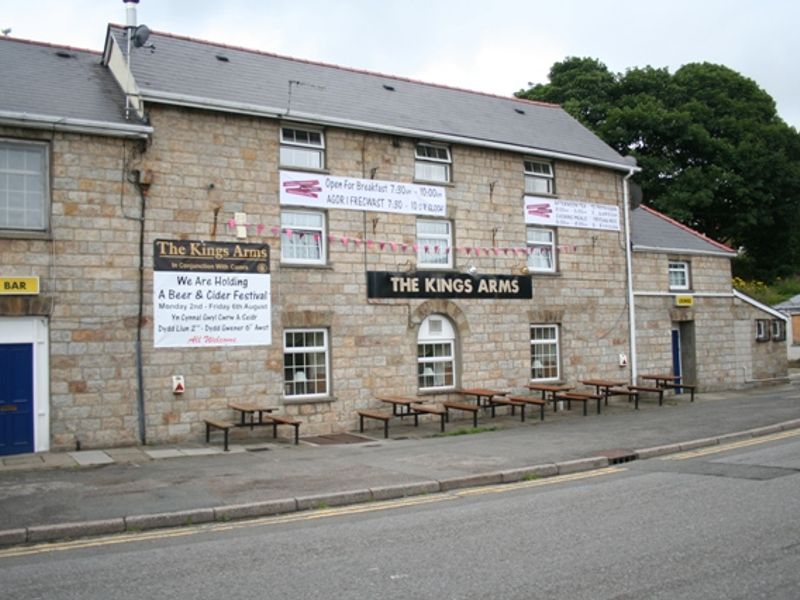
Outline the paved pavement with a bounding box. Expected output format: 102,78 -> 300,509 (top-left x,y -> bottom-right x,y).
2,379 -> 800,547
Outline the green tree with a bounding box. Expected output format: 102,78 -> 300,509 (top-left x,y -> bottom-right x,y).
517,58 -> 800,281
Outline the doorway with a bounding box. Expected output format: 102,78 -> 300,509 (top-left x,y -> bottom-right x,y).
671,321 -> 696,393
0,343 -> 34,455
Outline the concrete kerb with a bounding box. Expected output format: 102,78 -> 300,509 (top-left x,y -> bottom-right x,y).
3,418 -> 800,549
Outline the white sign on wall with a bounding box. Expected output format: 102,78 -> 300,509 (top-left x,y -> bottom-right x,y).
153,240 -> 271,348
280,170 -> 446,217
524,196 -> 620,231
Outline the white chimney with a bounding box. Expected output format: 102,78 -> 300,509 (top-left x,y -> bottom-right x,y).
124,0 -> 140,28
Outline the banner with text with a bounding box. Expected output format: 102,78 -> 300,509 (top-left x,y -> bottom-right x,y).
153,240 -> 271,348
524,196 -> 620,231
280,170 -> 446,217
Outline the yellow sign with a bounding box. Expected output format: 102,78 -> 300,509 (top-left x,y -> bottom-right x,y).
0,277 -> 40,295
675,294 -> 694,307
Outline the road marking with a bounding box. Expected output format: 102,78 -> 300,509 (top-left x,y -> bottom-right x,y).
661,429 -> 800,461
0,467 -> 624,559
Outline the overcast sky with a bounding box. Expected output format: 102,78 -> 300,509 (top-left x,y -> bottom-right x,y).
3,0 -> 799,129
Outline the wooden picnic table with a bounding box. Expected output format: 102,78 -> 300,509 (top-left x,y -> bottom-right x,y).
640,374 -> 681,387
580,379 -> 627,405
459,387 -> 507,407
554,391 -> 603,416
376,395 -> 420,418
228,401 -> 277,429
527,383 -> 573,401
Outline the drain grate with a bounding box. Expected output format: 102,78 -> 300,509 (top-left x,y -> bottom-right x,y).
598,448 -> 638,465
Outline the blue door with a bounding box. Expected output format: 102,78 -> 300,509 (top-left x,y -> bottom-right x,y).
0,344 -> 34,455
671,329 -> 683,394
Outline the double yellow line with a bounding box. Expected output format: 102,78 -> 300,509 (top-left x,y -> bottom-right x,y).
661,428 -> 800,461
0,467 -> 625,559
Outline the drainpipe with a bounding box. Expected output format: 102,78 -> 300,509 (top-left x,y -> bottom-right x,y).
130,170 -> 149,445
622,162 -> 637,384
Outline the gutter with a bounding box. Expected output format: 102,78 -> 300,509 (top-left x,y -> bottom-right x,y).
0,111 -> 152,139
633,244 -> 737,258
140,89 -> 639,174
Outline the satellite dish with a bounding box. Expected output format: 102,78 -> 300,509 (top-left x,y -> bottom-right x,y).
132,24 -> 151,48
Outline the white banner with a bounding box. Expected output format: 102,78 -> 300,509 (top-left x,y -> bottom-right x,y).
154,272 -> 271,347
524,196 -> 620,231
280,170 -> 446,217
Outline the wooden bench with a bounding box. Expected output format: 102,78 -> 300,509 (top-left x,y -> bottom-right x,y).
411,404 -> 447,432
606,387 -> 639,408
204,418 -> 234,451
265,415 -> 301,445
487,397 -> 526,422
506,395 -> 546,421
627,384 -> 664,407
661,382 -> 696,402
554,392 -> 602,416
442,400 -> 480,428
357,409 -> 392,438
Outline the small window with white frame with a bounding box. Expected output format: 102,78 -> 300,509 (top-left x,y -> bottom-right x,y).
280,126 -> 325,170
417,315 -> 456,391
414,143 -> 451,183
755,319 -> 770,342
526,227 -> 556,273
771,319 -> 786,341
280,209 -> 326,265
530,324 -> 560,381
668,260 -> 690,291
524,159 -> 554,195
283,329 -> 330,398
416,219 -> 452,268
0,140 -> 49,231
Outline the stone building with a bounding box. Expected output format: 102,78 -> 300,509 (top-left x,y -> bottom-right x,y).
0,25 -> 787,455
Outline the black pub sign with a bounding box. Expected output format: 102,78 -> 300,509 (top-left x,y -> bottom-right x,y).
366,271 -> 532,300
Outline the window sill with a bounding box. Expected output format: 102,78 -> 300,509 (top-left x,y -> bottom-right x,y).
530,270 -> 561,278
279,165 -> 330,175
0,229 -> 52,241
282,395 -> 337,405
279,262 -> 334,270
412,179 -> 455,188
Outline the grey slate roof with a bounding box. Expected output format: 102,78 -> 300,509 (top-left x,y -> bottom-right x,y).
775,293 -> 800,312
0,37 -> 145,130
107,26 -> 628,168
631,205 -> 736,257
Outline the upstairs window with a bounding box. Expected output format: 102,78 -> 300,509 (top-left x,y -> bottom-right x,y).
771,319 -> 787,341
524,159 -> 554,195
755,319 -> 769,342
0,140 -> 48,231
416,219 -> 452,268
280,209 -> 326,265
280,126 -> 325,170
414,143 -> 451,183
526,227 -> 556,273
668,261 -> 690,291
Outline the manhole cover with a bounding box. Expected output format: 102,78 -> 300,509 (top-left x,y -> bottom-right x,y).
302,433 -> 373,445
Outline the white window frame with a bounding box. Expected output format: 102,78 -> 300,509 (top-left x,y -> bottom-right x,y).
668,261 -> 690,291
417,315 -> 456,392
526,227 -> 556,273
416,219 -> 453,269
771,319 -> 786,341
279,126 -> 325,170
755,319 -> 770,342
524,159 -> 554,196
280,209 -> 326,265
530,324 -> 560,381
414,143 -> 451,183
0,139 -> 49,232
283,328 -> 330,398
